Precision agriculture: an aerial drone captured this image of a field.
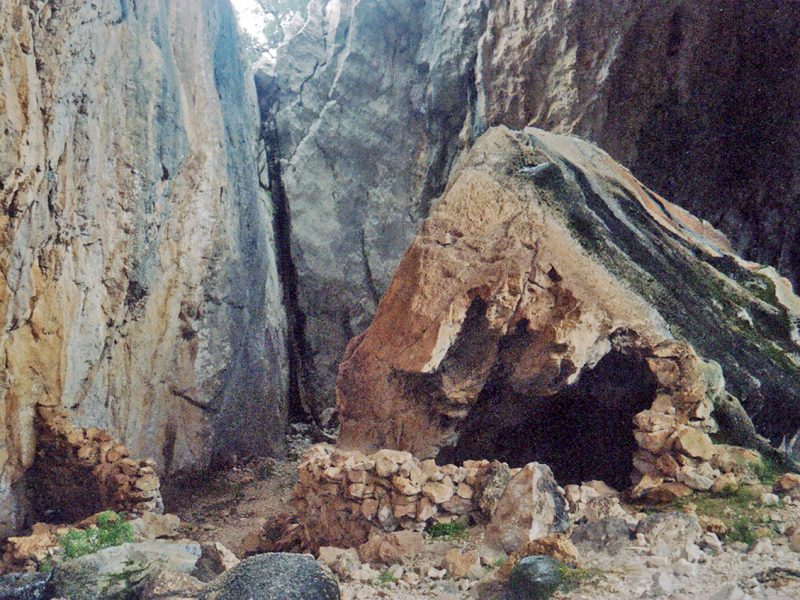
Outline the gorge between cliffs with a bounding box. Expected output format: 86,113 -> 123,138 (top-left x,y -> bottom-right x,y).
1,1 -> 800,599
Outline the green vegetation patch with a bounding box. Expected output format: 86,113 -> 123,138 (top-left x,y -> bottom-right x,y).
635,485 -> 779,545
752,456 -> 784,486
59,511 -> 135,560
555,564 -> 602,590
426,520 -> 469,541
373,570 -> 398,588
726,517 -> 757,545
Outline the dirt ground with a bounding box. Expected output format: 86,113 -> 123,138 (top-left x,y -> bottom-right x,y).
161,426 -> 309,556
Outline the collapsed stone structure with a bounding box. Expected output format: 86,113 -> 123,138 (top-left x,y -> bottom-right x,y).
28,407 -> 163,524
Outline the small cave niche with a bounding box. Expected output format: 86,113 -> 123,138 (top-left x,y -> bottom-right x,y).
438,341 -> 658,490
24,423 -> 105,525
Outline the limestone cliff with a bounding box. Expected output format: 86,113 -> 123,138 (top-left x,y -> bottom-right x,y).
263,0 -> 800,420
336,127 -> 800,483
0,0 -> 287,536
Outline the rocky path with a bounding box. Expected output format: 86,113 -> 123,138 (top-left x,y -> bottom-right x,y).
161,426 -> 311,556
156,427 -> 800,600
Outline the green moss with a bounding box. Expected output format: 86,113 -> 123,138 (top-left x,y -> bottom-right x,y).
427,520 -> 469,541
59,511 -> 135,560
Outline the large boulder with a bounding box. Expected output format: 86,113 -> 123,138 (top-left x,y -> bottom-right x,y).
200,553 -> 340,600
49,541 -> 201,600
335,127 -> 800,483
265,0 -> 800,426
485,464 -> 569,553
506,556 -> 566,600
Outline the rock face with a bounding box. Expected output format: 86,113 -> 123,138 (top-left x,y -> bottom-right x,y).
0,0 -> 288,536
336,127 -> 800,481
261,0 -> 490,415
264,0 -> 800,417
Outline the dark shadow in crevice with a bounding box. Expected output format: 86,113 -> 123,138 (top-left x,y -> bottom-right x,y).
438,344 -> 657,490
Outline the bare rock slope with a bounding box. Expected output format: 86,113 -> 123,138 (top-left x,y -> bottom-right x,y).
0,0 -> 287,536
336,127 -> 800,481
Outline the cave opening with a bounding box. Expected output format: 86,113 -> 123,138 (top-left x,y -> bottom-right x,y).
24,428 -> 105,526
438,334 -> 658,490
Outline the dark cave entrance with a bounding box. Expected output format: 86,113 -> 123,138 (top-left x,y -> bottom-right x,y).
438,334 -> 658,490
23,420 -> 105,526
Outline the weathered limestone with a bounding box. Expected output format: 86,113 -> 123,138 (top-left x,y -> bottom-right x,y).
265,0 -> 800,431
335,127 -> 800,482
0,0 -> 288,536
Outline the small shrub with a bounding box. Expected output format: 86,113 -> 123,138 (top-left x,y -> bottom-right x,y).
374,570 -> 398,588
726,518 -> 756,546
59,511 -> 135,560
752,457 -> 782,485
484,557 -> 507,573
426,520 -> 469,541
38,557 -> 54,574
556,564 -> 600,590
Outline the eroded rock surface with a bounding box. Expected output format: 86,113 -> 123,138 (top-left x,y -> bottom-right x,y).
264,0 -> 800,418
336,127 -> 800,475
0,0 -> 288,537
260,0 -> 490,415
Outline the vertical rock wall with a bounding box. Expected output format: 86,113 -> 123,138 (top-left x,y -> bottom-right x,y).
262,0 -> 489,415
264,0 -> 800,418
0,0 -> 288,537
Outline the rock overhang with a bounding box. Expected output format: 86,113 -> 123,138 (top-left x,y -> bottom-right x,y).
335,126 -> 800,473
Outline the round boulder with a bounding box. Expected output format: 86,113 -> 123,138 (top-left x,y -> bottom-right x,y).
200,553 -> 340,600
506,555 -> 565,600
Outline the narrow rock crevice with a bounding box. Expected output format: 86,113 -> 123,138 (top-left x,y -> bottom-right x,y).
256,74 -> 312,425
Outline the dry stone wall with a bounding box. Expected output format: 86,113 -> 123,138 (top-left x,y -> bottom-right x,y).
293,444 -> 505,549
29,406 -> 163,524
292,444 -> 569,552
